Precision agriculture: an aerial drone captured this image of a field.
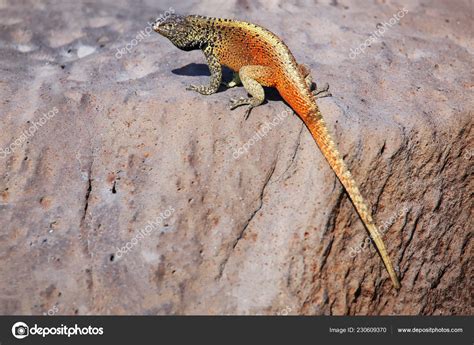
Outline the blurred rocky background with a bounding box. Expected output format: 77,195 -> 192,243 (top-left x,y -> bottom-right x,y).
0,0 -> 472,315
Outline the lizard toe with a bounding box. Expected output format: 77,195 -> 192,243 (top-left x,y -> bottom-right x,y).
312,83 -> 331,98
229,97 -> 248,110
244,106 -> 254,120
316,82 -> 330,93
313,91 -> 332,99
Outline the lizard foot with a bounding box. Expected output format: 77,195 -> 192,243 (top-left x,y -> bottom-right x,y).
229,97 -> 252,110
243,106 -> 255,120
186,84 -> 215,95
229,97 -> 256,119
312,82 -> 332,99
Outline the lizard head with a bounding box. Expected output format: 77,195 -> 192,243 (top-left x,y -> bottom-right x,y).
153,14 -> 202,51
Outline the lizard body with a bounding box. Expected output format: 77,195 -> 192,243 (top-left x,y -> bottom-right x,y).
153,14 -> 401,289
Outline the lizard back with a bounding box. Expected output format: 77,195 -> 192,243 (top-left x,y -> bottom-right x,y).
187,15 -> 315,115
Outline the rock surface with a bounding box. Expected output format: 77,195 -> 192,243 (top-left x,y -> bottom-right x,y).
0,0 -> 472,315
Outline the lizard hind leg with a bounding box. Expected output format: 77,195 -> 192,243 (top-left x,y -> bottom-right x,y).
229,65 -> 273,119
298,63 -> 332,99
298,63 -> 313,89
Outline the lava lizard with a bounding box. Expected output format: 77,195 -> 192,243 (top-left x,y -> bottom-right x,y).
153,14 -> 401,289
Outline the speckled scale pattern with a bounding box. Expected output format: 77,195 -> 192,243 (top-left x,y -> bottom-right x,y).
187,15 -> 313,112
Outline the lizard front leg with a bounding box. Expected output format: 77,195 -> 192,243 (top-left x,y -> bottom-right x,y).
229,65 -> 273,119
186,47 -> 222,95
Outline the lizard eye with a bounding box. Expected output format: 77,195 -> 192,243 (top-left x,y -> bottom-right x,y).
163,23 -> 173,30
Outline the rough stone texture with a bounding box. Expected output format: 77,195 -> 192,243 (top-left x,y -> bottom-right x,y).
0,0 -> 472,315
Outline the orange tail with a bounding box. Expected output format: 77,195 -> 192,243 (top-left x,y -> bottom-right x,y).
302,107 -> 400,289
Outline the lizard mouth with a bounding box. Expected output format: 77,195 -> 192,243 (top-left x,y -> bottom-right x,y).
153,22 -> 171,38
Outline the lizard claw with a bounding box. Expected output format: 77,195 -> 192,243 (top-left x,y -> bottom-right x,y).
244,106 -> 254,120
229,97 -> 257,119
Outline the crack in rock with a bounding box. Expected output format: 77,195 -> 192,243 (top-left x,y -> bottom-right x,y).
80,153 -> 94,257
217,159 -> 278,280
276,122 -> 304,182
